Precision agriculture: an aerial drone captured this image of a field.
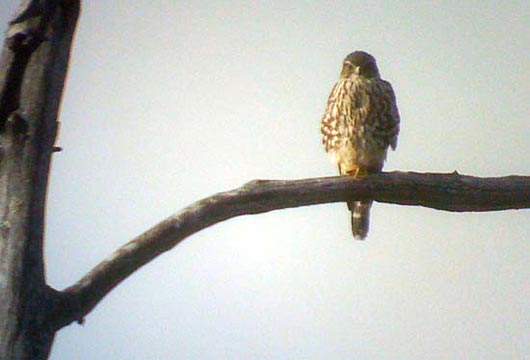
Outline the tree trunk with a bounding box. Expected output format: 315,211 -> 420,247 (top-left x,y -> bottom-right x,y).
0,1 -> 80,359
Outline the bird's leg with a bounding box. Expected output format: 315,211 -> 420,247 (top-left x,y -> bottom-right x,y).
353,167 -> 370,178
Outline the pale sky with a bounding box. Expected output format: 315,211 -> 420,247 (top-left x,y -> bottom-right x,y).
2,1 -> 530,359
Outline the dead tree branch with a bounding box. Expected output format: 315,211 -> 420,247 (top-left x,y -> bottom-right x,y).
51,171 -> 530,329
0,0 -> 81,358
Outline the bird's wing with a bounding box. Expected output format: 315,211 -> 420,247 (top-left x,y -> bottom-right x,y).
381,80 -> 400,150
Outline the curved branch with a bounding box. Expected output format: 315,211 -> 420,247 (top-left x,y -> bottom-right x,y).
51,171 -> 530,329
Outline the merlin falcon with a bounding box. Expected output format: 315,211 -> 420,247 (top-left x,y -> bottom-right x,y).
321,51 -> 400,240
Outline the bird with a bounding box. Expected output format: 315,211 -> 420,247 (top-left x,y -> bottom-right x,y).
321,51 -> 400,240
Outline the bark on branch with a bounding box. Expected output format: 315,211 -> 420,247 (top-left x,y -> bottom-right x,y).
0,1 -> 80,358
52,171 -> 530,329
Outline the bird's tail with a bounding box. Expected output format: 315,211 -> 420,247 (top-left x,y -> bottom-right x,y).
347,200 -> 372,240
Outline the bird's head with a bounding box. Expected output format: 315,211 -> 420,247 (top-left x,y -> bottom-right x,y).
341,51 -> 380,79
